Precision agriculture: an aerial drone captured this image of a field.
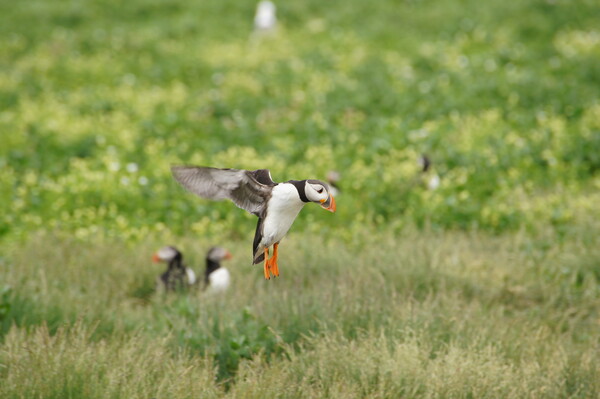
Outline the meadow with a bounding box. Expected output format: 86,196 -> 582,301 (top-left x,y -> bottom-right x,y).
1,0 -> 599,397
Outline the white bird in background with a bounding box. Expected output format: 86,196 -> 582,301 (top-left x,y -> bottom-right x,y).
254,1 -> 277,33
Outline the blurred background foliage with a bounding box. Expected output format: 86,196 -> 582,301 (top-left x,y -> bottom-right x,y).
1,0 -> 599,243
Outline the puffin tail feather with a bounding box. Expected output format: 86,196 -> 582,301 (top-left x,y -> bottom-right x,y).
253,247 -> 265,264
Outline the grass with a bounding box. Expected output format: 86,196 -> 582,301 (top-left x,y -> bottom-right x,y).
1,323 -> 220,398
1,221 -> 599,397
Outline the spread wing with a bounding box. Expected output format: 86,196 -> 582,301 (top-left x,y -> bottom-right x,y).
171,166 -> 275,216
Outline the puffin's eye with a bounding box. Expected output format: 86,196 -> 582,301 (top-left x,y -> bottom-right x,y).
317,187 -> 324,194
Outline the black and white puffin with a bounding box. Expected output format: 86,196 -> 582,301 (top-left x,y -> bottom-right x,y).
152,246 -> 197,291
204,246 -> 232,293
327,170 -> 341,197
418,154 -> 440,190
171,166 -> 336,280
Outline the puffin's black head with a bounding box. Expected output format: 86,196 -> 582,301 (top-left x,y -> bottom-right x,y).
288,179 -> 337,212
206,247 -> 232,264
304,179 -> 336,212
304,179 -> 335,212
152,246 -> 183,268
327,171 -> 340,186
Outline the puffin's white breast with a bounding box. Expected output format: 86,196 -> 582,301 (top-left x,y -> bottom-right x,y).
261,183 -> 305,247
428,174 -> 440,190
186,268 -> 197,285
208,268 -> 231,293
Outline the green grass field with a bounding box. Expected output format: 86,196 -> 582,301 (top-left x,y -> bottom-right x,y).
1,0 -> 599,397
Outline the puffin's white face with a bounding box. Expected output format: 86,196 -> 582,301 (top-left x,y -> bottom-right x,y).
153,246 -> 180,263
207,247 -> 233,262
305,180 -> 336,212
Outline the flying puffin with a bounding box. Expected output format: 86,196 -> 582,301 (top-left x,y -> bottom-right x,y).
171,166 -> 336,280
152,246 -> 197,291
204,246 -> 232,293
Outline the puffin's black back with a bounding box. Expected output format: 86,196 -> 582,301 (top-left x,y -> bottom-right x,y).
251,169 -> 277,186
160,268 -> 188,291
252,218 -> 265,264
160,250 -> 188,291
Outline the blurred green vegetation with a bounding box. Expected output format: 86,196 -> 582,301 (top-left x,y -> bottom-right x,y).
1,0 -> 599,242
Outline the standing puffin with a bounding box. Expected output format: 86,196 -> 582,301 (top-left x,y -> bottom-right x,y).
152,246 -> 197,291
418,154 -> 440,190
171,166 -> 336,280
327,170 -> 341,197
204,246 -> 232,293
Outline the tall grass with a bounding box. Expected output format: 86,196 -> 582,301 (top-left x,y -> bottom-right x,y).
1,323 -> 220,399
1,221 -> 599,397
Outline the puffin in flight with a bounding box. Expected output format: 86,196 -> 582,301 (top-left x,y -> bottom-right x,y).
171,166 -> 336,280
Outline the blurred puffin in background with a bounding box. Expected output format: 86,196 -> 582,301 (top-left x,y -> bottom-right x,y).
153,246 -> 233,293
171,166 -> 336,280
327,170 -> 341,197
204,246 -> 232,293
418,154 -> 440,190
152,246 -> 196,291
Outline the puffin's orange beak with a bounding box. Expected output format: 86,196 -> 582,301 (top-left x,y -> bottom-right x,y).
152,253 -> 160,263
320,195 -> 336,213
224,251 -> 233,260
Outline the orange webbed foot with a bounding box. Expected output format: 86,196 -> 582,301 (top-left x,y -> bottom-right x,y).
263,247 -> 271,280
271,242 -> 280,277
